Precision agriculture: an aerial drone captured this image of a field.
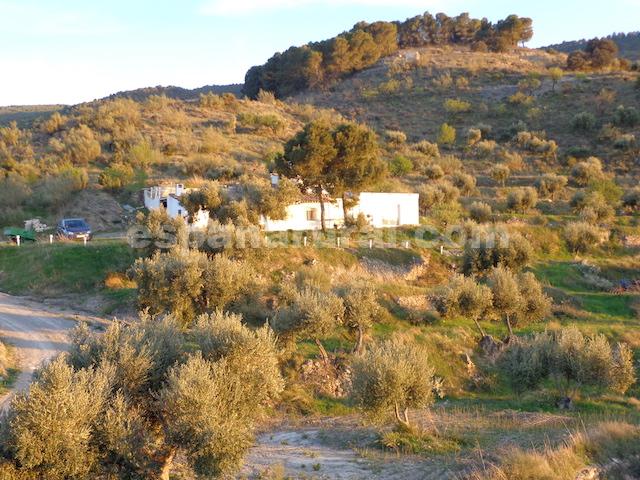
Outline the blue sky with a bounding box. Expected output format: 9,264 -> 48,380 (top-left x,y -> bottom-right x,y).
1,0 -> 638,106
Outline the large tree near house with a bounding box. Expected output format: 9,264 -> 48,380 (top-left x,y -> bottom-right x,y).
276,121 -> 337,232
330,122 -> 386,223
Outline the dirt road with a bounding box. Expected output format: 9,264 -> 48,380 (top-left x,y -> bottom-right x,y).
0,293 -> 78,410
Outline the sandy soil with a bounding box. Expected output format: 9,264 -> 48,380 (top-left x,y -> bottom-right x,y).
240,425 -> 463,479
0,293 -> 80,410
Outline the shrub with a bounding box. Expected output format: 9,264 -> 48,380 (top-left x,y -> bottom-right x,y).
514,131 -> 557,159
98,163 -> 134,190
499,327 -> 636,396
622,186 -> 640,212
569,190 -> 615,223
535,173 -> 567,199
444,98 -> 471,114
422,163 -> 444,180
468,201 -> 492,223
475,140 -> 497,158
466,128 -> 482,146
507,92 -> 534,106
63,124 -> 101,165
490,164 -> 510,187
133,209 -> 189,256
570,157 -> 604,187
126,140 -> 163,169
351,338 -> 443,427
572,111 -> 597,131
389,155 -> 413,176
437,123 -> 456,146
613,133 -> 636,150
42,112 -> 66,134
564,221 -> 606,253
199,127 -> 230,154
613,105 -> 640,127
412,140 -> 439,157
30,167 -> 88,210
417,181 -> 459,212
384,130 -> 407,146
237,113 -> 285,135
506,187 -> 538,213
449,172 -> 476,195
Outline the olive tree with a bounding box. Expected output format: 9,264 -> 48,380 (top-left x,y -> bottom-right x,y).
462,228 -> 533,275
490,164 -> 510,187
570,157 -> 604,187
351,338 -> 443,428
564,222 -> 607,254
273,286 -> 344,363
1,357 -> 113,480
132,249 -> 252,326
1,314 -> 283,479
536,173 -> 567,200
499,327 -> 636,398
134,209 -> 189,256
487,267 -> 551,336
339,284 -> 380,354
506,187 -> 538,213
432,274 -> 493,337
468,201 -> 492,223
570,190 -> 615,223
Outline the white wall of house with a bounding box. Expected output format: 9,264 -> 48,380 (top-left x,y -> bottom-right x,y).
351,192 -> 420,228
261,199 -> 345,232
145,185 -> 419,233
144,185 -> 209,230
260,192 -> 419,232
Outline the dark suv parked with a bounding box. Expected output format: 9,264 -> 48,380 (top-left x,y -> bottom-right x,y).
57,218 -> 93,241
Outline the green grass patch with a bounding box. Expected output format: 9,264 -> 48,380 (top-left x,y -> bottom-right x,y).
379,425 -> 465,456
0,367 -> 20,395
0,240 -> 138,296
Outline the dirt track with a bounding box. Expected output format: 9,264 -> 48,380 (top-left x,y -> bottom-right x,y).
0,293 -> 77,410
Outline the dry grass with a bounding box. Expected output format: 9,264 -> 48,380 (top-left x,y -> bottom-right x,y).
471,421 -> 640,480
0,340 -> 9,377
104,271 -> 136,290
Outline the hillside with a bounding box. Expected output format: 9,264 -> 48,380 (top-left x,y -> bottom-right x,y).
546,31 -> 640,61
295,45 -> 640,176
103,83 -> 243,103
1,10 -> 640,480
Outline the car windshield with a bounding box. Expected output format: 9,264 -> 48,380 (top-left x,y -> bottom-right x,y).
65,220 -> 88,229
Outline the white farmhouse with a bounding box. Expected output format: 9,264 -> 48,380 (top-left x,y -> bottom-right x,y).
143,184 -> 210,230
259,191 -> 419,232
143,183 -> 419,233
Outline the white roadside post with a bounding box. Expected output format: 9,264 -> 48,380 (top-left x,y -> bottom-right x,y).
303,236 -> 307,247
49,234 -> 53,244
16,235 -> 20,247
368,238 -> 373,249
83,236 -> 87,247
336,236 -> 341,248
